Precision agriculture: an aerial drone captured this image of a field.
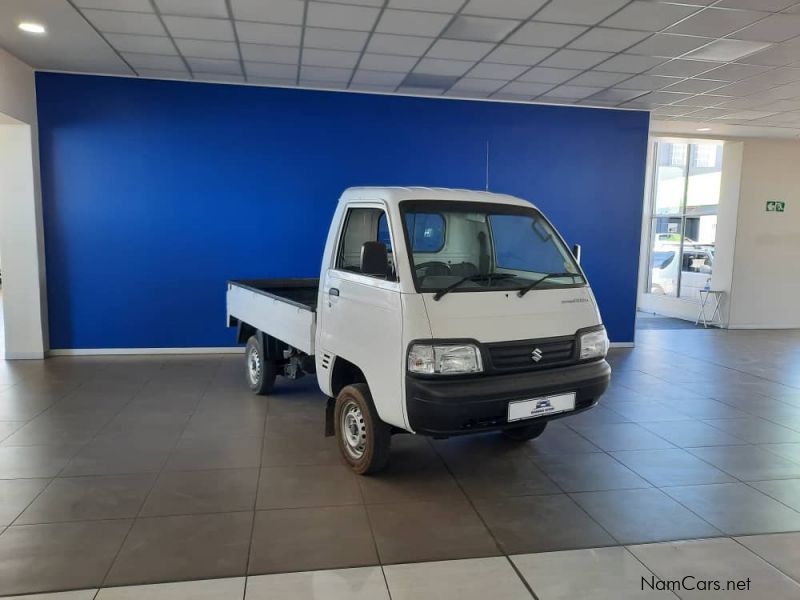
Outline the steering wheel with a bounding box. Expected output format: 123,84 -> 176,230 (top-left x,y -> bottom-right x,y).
415,261 -> 451,276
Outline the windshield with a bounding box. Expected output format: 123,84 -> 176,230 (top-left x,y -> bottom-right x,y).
398,200 -> 585,295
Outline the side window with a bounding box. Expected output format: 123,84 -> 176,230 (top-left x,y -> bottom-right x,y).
405,212 -> 445,252
336,207 -> 395,279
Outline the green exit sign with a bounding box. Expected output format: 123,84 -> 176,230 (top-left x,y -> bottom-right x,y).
766,200 -> 786,212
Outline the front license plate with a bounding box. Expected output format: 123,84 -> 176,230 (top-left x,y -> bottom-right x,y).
508,392 -> 576,422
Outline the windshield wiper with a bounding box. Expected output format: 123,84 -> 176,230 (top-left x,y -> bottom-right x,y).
516,272 -> 578,297
433,273 -> 517,301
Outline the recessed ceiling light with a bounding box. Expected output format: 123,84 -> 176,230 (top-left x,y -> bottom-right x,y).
18,22 -> 46,34
696,127 -> 711,132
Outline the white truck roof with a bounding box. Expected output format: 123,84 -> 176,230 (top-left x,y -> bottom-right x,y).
339,186 -> 536,210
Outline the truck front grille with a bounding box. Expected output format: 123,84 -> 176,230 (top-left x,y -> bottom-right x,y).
486,336 -> 577,373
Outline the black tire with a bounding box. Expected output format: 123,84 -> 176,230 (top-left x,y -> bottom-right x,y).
503,420 -> 548,441
245,335 -> 276,395
334,383 -> 391,475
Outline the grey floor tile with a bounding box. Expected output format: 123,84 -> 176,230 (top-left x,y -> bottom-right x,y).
560,405 -> 631,426
105,512 -> 253,586
607,402 -> 693,423
0,421 -> 24,443
688,445 -> 800,481
512,546 -> 678,599
533,452 -> 651,492
662,482 -> 800,536
97,577 -> 245,600
473,494 -> 615,554
249,506 -> 377,574
384,557 -> 531,600
523,421 -> 602,455
760,442 -> 800,463
164,436 -> 262,471
368,499 -> 499,564
0,478 -> 50,526
749,479 -> 800,512
0,445 -> 79,478
638,420 -> 747,448
629,537 -> 800,599
568,423 -> 676,452
260,430 -> 341,467
735,532 -> 800,583
140,468 -> 258,517
0,519 -> 131,595
610,449 -> 735,487
571,488 -> 721,544
2,414 -> 112,447
246,567 -> 389,600
1,591 -> 98,600
358,459 -> 465,504
704,417 -> 800,444
256,464 -> 362,509
62,438 -> 174,477
17,474 -> 154,524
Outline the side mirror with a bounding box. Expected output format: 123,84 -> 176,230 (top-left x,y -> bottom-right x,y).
361,241 -> 390,278
572,243 -> 582,264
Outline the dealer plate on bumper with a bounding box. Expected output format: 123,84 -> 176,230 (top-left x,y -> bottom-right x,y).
508,392 -> 576,422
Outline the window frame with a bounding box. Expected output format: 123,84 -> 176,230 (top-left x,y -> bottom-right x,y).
399,199 -> 587,295
645,139 -> 722,299
334,204 -> 399,282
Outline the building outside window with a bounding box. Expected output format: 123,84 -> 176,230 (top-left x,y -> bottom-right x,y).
647,140 -> 723,301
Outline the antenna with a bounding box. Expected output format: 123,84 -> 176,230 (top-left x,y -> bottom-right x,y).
485,139 -> 490,191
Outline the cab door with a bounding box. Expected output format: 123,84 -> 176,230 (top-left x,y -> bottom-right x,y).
317,203 -> 406,429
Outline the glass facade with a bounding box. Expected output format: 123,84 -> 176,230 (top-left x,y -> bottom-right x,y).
647,141 -> 723,300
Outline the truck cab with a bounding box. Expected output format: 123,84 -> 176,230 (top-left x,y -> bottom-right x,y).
227,187 -> 610,474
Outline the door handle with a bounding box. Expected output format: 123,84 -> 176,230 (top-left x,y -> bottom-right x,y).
329,287 -> 339,297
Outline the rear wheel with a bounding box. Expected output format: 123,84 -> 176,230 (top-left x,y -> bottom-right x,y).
245,335 -> 276,395
334,383 -> 391,475
503,421 -> 547,441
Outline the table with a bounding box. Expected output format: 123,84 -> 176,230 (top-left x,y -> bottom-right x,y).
696,290 -> 724,328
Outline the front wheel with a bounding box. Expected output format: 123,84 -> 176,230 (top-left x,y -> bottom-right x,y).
503,421 -> 547,441
334,383 -> 391,475
245,335 -> 276,395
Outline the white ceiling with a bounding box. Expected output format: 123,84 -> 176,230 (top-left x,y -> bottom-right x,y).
3,0 -> 800,138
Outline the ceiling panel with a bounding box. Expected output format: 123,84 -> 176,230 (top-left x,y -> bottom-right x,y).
537,0 -> 631,26
83,9 -> 165,36
229,0 -> 304,25
602,2 -> 701,32
443,15 -> 520,42
568,28 -> 650,53
4,0 -> 800,136
162,16 -> 235,41
156,0 -> 230,20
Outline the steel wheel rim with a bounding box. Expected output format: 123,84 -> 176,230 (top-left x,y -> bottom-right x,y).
247,346 -> 262,385
341,400 -> 367,460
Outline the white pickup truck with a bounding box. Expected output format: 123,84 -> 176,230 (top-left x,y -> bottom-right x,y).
227,187 -> 610,474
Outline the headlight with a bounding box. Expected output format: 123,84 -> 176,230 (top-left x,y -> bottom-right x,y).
579,327 -> 609,360
408,344 -> 483,375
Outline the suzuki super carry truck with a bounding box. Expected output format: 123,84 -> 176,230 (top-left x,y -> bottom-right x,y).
227,187 -> 610,474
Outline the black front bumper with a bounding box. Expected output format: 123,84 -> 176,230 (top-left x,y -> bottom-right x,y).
406,359 -> 610,436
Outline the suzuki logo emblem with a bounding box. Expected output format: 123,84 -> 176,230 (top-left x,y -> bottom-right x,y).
531,348 -> 543,362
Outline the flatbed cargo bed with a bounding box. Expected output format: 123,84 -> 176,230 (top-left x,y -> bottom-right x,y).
226,278 -> 319,355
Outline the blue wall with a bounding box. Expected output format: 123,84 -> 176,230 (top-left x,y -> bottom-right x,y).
36,72 -> 649,349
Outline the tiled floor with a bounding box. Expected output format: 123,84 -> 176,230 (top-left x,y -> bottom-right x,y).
5,534 -> 800,599
1,325 -> 800,595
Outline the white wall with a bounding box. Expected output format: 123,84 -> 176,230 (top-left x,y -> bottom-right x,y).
0,47 -> 47,358
727,139 -> 800,328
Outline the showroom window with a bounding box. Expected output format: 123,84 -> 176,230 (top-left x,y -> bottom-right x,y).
646,140 -> 723,300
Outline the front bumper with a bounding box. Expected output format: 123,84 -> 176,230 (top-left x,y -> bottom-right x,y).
405,359 -> 610,436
